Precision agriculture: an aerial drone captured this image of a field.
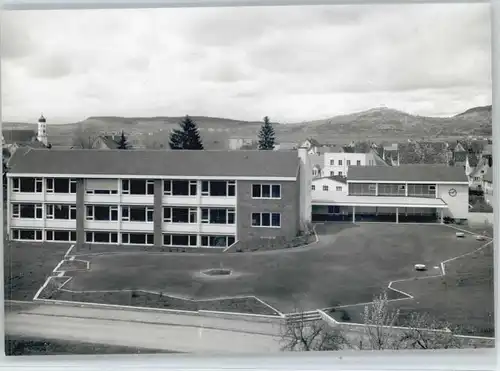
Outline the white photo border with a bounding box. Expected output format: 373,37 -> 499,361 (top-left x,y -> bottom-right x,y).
0,0 -> 497,370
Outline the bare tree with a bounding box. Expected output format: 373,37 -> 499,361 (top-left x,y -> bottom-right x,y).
361,291 -> 400,350
280,314 -> 348,351
397,312 -> 462,350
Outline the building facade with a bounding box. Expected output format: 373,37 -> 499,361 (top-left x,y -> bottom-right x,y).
322,149 -> 388,177
7,149 -> 310,248
312,165 -> 469,223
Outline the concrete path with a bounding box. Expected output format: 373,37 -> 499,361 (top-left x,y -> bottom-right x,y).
5,302 -> 283,354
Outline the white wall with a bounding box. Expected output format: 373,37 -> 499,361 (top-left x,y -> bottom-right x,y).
323,153 -> 370,177
298,148 -> 312,226
436,183 -> 469,219
311,178 -> 348,200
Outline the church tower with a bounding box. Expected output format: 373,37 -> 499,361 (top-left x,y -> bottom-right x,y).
37,114 -> 48,146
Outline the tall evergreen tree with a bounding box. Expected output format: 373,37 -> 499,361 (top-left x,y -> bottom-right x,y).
169,129 -> 185,150
169,115 -> 204,150
117,131 -> 129,149
258,116 -> 275,150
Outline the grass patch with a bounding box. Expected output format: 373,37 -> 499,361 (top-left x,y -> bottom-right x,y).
40,289 -> 281,316
5,336 -> 176,356
4,241 -> 69,301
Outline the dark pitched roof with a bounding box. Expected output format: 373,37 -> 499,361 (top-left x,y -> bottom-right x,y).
347,165 -> 468,183
99,135 -> 121,149
8,149 -> 299,178
327,175 -> 347,184
467,153 -> 479,167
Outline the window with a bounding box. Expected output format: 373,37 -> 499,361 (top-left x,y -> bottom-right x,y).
378,183 -> 406,196
122,179 -> 154,195
251,212 -> 281,228
328,206 -> 340,214
348,183 -> 377,196
338,160 -> 342,166
12,229 -> 43,241
330,160 -> 334,165
407,184 -> 436,198
323,185 -> 329,191
347,160 -> 351,166
200,235 -> 236,248
252,184 -> 281,199
312,168 -> 318,176
122,233 -> 154,245
46,230 -> 77,242
200,208 -> 235,224
163,234 -> 197,246
338,172 -> 343,177
45,178 -> 77,194
336,186 -> 342,191
201,180 -> 235,197
121,206 -> 154,222
169,207 -> 197,223
85,179 -> 118,194
85,205 -> 118,221
164,180 -> 197,196
86,231 -> 118,244
13,178 -> 43,193
12,204 -> 43,219
330,171 -> 334,176
311,185 -> 316,191
46,204 -> 76,220
356,160 -> 361,166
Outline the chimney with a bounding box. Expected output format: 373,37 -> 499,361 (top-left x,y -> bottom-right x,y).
297,147 -> 312,227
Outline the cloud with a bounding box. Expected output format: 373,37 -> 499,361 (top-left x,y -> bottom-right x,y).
0,4 -> 491,124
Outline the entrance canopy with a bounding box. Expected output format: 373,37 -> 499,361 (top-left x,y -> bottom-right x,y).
312,194 -> 448,209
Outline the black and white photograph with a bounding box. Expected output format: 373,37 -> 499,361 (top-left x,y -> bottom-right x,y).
2,3 -> 495,356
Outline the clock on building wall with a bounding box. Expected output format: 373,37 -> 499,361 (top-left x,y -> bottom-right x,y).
448,188 -> 457,197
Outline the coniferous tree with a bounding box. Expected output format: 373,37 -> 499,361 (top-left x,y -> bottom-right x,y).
117,131 -> 129,149
258,116 -> 275,150
169,115 -> 204,150
169,129 -> 185,150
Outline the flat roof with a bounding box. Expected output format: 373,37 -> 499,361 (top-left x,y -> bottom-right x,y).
312,194 -> 447,208
8,148 -> 299,179
347,165 -> 468,183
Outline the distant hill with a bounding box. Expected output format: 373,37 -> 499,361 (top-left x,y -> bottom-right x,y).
3,105 -> 492,149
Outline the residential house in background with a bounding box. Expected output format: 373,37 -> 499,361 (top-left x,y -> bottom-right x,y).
228,138 -> 256,150
91,135 -> 124,150
323,146 -> 389,177
6,148 -> 311,248
482,169 -> 493,205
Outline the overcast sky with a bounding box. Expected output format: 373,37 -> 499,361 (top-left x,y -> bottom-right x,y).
1,3 -> 492,124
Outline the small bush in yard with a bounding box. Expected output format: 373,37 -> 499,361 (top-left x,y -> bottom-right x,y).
341,310 -> 351,321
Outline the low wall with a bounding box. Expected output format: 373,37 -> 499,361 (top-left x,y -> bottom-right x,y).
467,212 -> 494,226
318,310 -> 495,349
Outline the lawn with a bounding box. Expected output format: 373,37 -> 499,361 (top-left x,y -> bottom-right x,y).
48,223 -> 487,321
4,240 -> 70,301
5,336 -> 175,356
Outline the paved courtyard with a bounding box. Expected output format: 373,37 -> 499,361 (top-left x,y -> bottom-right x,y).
59,223 -> 486,314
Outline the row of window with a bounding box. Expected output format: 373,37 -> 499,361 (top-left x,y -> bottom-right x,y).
12,178 -> 283,199
329,159 -> 362,166
11,229 -> 76,242
11,229 -> 235,248
12,204 -> 77,220
312,185 -> 343,192
348,183 -> 436,197
10,204 -> 281,228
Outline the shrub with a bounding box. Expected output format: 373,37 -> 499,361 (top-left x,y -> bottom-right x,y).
341,310 -> 351,321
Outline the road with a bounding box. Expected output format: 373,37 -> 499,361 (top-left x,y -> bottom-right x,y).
5,302 -> 284,354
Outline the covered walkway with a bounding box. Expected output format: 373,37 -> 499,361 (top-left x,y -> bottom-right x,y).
312,195 -> 448,224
